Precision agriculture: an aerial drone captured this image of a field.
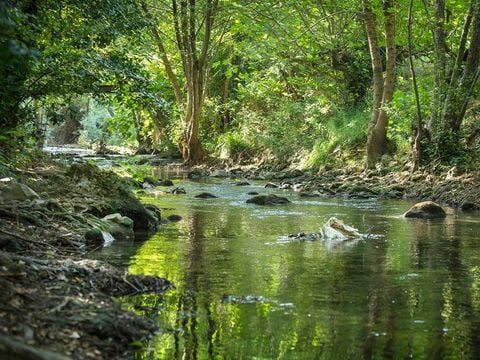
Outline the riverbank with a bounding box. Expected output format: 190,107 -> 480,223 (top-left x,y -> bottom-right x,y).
184,162 -> 480,211
43,146 -> 480,211
0,159 -> 171,359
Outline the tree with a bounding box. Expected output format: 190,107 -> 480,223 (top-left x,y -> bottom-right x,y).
363,0 -> 396,169
428,0 -> 480,158
0,0 -> 149,151
141,0 -> 220,164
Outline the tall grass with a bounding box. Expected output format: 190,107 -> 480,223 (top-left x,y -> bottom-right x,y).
306,106 -> 369,170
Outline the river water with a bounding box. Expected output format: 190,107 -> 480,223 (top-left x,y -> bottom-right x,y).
92,176 -> 480,359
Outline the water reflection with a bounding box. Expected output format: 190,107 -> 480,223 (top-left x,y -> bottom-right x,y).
101,180 -> 480,359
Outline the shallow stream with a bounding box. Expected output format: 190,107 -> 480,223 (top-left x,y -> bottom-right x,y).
92,175 -> 480,359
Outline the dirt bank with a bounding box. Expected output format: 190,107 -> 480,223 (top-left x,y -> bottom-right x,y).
0,160 -> 171,359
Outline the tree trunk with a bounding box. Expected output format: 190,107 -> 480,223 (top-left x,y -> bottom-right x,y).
142,0 -> 217,164
133,111 -> 154,154
364,0 -> 396,169
442,0 -> 480,132
430,0 -> 448,131
408,0 -> 423,171
429,0 -> 480,158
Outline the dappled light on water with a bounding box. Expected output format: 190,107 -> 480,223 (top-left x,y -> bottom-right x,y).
95,178 -> 480,359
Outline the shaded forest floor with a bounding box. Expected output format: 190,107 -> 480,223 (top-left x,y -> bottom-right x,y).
0,160 -> 171,359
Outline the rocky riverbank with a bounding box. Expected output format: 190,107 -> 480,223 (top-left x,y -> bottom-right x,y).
0,160 -> 171,359
188,164 -> 480,211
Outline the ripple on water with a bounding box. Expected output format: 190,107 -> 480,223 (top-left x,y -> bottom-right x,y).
254,209 -> 305,218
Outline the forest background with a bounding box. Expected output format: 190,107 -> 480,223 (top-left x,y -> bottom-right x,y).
1,0 -> 479,172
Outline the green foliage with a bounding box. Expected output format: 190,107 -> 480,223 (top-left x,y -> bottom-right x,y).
215,132 -> 253,162
306,106 -> 370,170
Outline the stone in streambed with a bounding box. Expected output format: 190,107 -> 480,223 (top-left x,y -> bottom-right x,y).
171,187 -> 186,194
404,201 -> 446,219
319,217 -> 361,240
234,181 -> 251,186
167,214 -> 182,222
158,179 -> 174,186
287,232 -> 319,241
195,192 -> 218,199
102,213 -> 134,239
246,194 -> 290,205
161,214 -> 183,224
460,202 -> 478,211
299,192 -> 321,198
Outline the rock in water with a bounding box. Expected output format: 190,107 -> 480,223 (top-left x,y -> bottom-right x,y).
404,201 -> 446,219
319,217 -> 361,240
167,214 -> 182,222
234,181 -> 251,186
246,194 -> 290,205
299,192 -> 321,198
158,179 -> 174,186
287,232 -> 319,241
194,192 -> 218,199
102,213 -> 134,239
211,170 -> 229,178
171,187 -> 186,194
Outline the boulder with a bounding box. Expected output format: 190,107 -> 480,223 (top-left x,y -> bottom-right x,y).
287,232 -> 319,241
84,227 -> 107,247
161,214 -> 182,224
280,182 -> 293,190
100,199 -> 160,231
144,204 -> 161,220
187,170 -> 206,179
195,192 -> 218,199
102,213 -> 134,239
404,201 -> 446,219
211,170 -> 229,178
0,182 -> 40,202
166,214 -> 182,222
247,191 -> 259,195
142,182 -> 155,189
265,182 -> 278,188
460,202 -> 477,211
246,194 -> 290,205
299,192 -> 321,198
234,181 -> 251,186
171,187 -> 186,194
319,217 -> 362,240
158,179 -> 174,186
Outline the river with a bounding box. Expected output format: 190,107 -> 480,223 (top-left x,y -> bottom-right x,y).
91,174 -> 480,359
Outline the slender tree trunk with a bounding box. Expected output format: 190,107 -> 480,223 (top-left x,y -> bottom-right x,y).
408,0 -> 423,171
133,111 -> 154,154
429,0 -> 480,157
442,0 -> 480,132
364,0 -> 396,169
141,0 -> 217,163
426,0 -> 447,133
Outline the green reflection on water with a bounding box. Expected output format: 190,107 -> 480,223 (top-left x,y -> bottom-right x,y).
101,178 -> 480,359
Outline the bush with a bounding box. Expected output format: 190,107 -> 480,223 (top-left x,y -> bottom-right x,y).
306,106 -> 369,170
216,132 -> 253,162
